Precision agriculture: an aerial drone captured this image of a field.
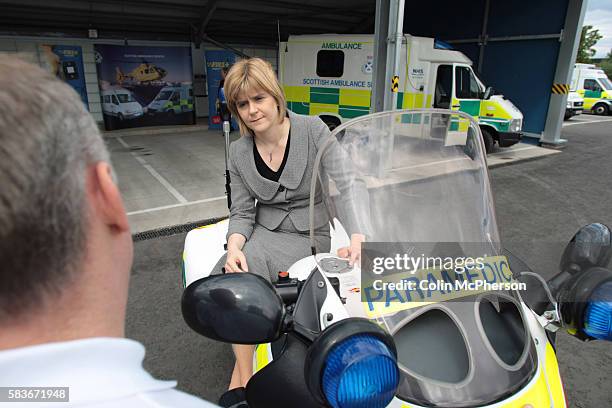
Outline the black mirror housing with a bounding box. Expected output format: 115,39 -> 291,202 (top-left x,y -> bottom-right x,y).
560,223 -> 612,274
182,273 -> 285,344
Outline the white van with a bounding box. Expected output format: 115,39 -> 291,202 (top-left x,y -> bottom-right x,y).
146,84 -> 194,115
101,87 -> 143,120
279,34 -> 523,152
571,63 -> 612,115
565,91 -> 584,120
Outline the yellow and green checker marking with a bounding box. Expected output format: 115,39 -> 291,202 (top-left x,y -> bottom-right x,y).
577,89 -> 612,110
453,98 -> 512,132
286,85 -> 512,134
165,98 -> 193,114
284,86 -> 370,119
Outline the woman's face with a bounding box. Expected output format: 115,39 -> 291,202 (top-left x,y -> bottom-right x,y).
235,88 -> 280,135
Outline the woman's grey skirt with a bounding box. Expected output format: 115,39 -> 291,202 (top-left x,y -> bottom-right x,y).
211,217 -> 330,282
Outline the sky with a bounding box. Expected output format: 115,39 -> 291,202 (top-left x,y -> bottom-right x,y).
584,0 -> 612,58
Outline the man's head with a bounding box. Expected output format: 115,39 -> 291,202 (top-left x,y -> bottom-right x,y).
0,56 -> 132,346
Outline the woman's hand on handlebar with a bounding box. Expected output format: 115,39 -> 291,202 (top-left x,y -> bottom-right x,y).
225,246 -> 249,272
337,233 -> 366,266
225,233 -> 249,273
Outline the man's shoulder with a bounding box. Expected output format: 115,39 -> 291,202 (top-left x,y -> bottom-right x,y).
0,338 -> 219,408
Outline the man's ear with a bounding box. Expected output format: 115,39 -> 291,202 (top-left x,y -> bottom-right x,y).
88,162 -> 130,233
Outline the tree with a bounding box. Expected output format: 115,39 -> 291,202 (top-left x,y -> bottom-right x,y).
577,25 -> 603,63
600,49 -> 612,79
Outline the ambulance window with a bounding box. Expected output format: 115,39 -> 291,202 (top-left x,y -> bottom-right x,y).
111,95 -> 119,105
599,78 -> 612,90
434,65 -> 452,108
316,50 -> 344,77
455,66 -> 481,99
570,78 -> 578,91
103,95 -> 110,103
584,79 -> 602,92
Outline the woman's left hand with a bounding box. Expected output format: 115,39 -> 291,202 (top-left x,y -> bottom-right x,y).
337,233 -> 366,266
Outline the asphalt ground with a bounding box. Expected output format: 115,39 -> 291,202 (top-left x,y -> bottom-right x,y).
126,115 -> 612,407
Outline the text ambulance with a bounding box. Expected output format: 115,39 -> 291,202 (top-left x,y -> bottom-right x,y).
572,63 -> 612,115
279,34 -> 523,153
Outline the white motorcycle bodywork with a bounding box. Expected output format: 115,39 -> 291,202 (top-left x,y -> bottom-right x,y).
182,218 -> 565,407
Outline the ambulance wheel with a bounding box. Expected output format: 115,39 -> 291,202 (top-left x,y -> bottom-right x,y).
481,128 -> 494,154
593,103 -> 609,116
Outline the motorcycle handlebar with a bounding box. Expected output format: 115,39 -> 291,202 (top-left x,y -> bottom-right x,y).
274,278 -> 303,305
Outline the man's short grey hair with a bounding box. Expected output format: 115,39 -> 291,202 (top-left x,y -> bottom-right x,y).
0,55 -> 112,322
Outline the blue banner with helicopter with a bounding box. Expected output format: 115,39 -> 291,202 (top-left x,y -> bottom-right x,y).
94,45 -> 195,131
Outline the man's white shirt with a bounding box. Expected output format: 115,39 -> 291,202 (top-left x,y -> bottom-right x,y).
0,337 -> 219,407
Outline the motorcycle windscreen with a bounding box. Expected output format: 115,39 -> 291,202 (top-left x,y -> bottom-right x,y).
308,109 -> 537,406
309,109 -> 499,250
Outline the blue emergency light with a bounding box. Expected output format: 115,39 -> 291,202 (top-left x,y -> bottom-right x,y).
583,281 -> 612,341
322,334 -> 399,408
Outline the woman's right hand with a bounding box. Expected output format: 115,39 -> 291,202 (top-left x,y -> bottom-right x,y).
225,246 -> 249,273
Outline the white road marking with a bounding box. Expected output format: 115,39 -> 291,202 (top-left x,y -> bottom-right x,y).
116,137 -> 188,204
127,195 -> 227,215
489,146 -> 538,155
562,118 -> 612,127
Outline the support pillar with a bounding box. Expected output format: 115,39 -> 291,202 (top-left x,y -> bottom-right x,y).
540,0 -> 587,146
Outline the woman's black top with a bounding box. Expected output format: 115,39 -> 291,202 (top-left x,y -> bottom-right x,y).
254,129 -> 291,182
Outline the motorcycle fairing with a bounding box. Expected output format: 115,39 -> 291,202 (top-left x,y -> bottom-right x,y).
306,110 -> 563,406
382,292 -> 538,407
263,252 -> 567,408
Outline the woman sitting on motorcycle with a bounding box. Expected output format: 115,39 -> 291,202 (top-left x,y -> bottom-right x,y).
212,57 -> 367,396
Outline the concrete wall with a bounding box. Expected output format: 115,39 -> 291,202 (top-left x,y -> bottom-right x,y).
1,35 -> 276,122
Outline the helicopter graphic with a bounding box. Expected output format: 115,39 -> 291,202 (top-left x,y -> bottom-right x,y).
115,60 -> 167,85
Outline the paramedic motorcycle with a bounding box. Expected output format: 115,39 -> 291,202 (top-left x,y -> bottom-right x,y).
182,109 -> 612,408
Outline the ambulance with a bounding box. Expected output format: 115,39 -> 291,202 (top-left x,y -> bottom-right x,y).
571,63 -> 612,115
146,84 -> 194,115
279,34 -> 523,153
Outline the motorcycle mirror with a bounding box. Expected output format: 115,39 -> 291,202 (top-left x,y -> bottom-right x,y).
560,223 -> 612,275
483,86 -> 494,100
181,273 -> 285,344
